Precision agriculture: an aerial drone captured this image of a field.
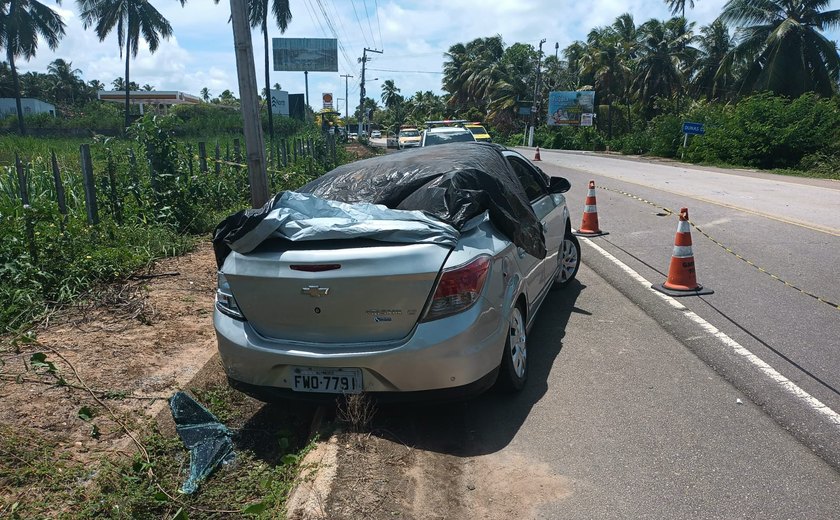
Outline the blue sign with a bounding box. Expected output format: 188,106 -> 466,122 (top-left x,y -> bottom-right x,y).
682,122 -> 705,135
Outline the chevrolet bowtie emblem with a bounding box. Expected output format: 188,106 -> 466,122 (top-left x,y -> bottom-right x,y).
301,285 -> 329,297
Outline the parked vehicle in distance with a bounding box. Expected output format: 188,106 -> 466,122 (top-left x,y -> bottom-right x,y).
464,122 -> 492,142
213,143 -> 580,402
386,133 -> 400,148
371,130 -> 382,138
348,132 -> 358,140
398,127 -> 421,149
421,126 -> 476,147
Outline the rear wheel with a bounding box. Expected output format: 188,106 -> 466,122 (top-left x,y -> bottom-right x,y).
553,232 -> 580,289
496,305 -> 527,392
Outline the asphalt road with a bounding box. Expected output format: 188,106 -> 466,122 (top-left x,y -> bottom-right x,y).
518,148 -> 840,467
359,148 -> 840,518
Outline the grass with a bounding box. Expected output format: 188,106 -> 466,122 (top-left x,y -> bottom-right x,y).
0,117 -> 349,335
0,378 -> 317,519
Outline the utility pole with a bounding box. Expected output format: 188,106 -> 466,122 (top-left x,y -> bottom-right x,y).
359,48 -> 382,136
340,73 -> 353,135
230,0 -> 269,208
528,38 -> 546,148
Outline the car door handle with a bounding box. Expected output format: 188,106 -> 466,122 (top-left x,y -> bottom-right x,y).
542,222 -> 548,233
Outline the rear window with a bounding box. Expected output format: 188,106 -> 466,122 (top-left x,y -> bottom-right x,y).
423,131 -> 475,146
400,130 -> 420,137
467,126 -> 488,135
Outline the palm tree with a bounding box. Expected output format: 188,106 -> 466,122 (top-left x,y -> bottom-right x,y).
381,79 -> 400,108
719,0 -> 840,98
691,20 -> 738,100
0,0 -> 66,134
47,58 -> 82,105
200,86 -> 210,102
633,18 -> 696,115
141,83 -> 154,91
580,27 -> 627,138
665,0 -> 697,18
78,0 -> 186,130
249,0 -> 291,142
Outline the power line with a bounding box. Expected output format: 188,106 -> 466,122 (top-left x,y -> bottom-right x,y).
374,0 -> 383,51
302,0 -> 328,38
313,0 -> 356,73
362,0 -> 378,49
367,68 -> 444,74
350,0 -> 371,47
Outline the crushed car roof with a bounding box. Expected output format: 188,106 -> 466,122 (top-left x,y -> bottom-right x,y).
213,142 -> 545,266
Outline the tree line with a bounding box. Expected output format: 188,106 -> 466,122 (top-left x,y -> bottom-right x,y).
0,0 -> 293,135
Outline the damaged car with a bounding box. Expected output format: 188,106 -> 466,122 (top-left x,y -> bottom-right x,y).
212,143 -> 579,401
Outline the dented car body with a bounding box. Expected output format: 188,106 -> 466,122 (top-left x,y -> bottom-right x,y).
212,143 -> 579,401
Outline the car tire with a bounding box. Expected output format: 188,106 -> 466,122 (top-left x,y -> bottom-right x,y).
553,231 -> 580,289
496,304 -> 527,392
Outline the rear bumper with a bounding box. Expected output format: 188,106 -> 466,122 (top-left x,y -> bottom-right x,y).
214,298 -> 507,397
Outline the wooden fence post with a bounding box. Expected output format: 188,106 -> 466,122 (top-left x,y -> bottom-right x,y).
186,143 -> 194,176
127,148 -> 143,208
293,139 -> 298,163
233,138 -> 241,163
50,151 -> 67,219
15,153 -> 37,262
215,142 -> 221,175
199,142 -> 208,173
281,139 -> 287,167
107,151 -> 122,225
80,144 -> 99,226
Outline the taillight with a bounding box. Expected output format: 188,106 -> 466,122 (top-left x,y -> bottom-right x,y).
421,256 -> 491,322
216,272 -> 244,320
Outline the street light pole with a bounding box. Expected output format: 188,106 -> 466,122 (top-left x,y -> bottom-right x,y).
340,73 -> 353,135
528,38 -> 547,148
359,47 -> 382,137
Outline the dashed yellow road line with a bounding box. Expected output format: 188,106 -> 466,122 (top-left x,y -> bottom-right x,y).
556,163 -> 840,237
597,185 -> 840,312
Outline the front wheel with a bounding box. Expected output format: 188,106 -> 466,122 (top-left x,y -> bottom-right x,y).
553,232 -> 580,289
496,305 -> 528,392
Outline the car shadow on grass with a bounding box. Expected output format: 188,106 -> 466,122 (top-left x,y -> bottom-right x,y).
366,278 -> 587,457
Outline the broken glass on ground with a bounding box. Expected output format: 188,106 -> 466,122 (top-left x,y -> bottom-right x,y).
169,391 -> 234,494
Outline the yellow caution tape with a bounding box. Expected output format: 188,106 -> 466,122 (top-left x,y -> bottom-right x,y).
596,185 -> 840,311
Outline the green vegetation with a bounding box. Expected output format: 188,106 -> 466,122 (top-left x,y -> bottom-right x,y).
0,378 -> 315,519
0,114 -> 342,333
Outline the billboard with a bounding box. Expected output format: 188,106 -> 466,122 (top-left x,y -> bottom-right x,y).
547,91 -> 596,126
270,89 -> 289,116
273,38 -> 338,72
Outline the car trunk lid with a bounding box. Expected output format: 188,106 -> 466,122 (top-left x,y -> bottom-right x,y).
222,239 -> 450,343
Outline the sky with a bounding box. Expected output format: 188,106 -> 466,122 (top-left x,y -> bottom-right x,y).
17,0 -> 840,115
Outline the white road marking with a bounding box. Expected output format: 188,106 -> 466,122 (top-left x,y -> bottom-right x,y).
579,235 -> 840,428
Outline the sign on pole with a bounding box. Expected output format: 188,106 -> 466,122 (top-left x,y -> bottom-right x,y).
270,89 -> 289,116
322,92 -> 333,110
682,122 -> 705,135
547,91 -> 596,126
273,38 -> 339,72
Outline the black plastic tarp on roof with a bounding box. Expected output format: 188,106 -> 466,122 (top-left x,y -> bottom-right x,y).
298,142 -> 545,258
213,142 -> 545,267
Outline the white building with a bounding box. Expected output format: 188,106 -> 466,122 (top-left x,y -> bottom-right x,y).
0,98 -> 56,117
97,90 -> 201,114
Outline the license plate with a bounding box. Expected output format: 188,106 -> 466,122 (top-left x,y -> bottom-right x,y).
291,368 -> 363,394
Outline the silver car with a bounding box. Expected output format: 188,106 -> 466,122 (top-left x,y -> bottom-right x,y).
213,145 -> 580,401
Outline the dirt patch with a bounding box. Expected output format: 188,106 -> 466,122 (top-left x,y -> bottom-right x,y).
0,239 -> 219,463
344,142 -> 380,161
321,432 -> 573,519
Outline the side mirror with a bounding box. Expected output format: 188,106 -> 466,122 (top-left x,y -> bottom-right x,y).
548,176 -> 571,194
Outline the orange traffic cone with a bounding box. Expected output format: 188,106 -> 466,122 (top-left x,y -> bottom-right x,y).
653,207 -> 713,296
573,180 -> 607,237
533,147 -> 541,161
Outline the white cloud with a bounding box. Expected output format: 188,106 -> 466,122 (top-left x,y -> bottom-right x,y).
11,0 -> 840,110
